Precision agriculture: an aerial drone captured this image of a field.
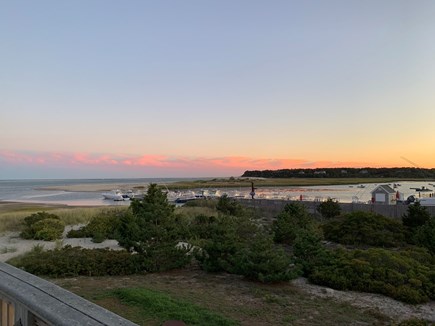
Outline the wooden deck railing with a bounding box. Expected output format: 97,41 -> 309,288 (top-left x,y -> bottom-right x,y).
0,262 -> 138,326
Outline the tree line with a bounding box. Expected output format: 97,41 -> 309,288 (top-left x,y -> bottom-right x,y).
242,167 -> 435,179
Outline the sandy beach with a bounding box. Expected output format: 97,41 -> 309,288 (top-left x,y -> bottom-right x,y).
35,183 -> 148,192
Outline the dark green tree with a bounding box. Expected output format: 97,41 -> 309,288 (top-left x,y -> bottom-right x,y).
323,211 -> 406,247
293,228 -> 330,275
216,194 -> 245,217
316,198 -> 341,218
130,183 -> 174,225
273,203 -> 317,244
116,184 -> 190,271
193,213 -> 299,282
233,232 -> 299,282
402,202 -> 431,229
413,216 -> 435,254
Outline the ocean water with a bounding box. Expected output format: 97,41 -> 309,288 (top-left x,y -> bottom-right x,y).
0,179 -> 433,206
0,178 -> 199,206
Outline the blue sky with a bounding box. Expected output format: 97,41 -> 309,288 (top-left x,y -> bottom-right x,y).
1,1 -> 435,178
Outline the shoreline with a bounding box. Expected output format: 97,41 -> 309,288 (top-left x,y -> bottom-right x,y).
35,183 -> 148,192
0,200 -> 106,210
33,177 -> 417,193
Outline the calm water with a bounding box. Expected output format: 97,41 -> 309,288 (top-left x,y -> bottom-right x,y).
0,178 -> 200,206
0,179 -> 433,206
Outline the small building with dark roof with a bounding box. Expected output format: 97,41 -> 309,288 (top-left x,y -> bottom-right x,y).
371,184 -> 397,205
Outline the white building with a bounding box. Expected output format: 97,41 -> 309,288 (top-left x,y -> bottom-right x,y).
371,185 -> 397,205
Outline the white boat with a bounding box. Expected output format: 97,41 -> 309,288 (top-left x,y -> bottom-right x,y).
174,191 -> 197,204
102,190 -> 127,201
124,190 -> 144,199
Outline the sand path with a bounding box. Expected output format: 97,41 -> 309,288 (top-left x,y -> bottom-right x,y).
0,225 -> 123,263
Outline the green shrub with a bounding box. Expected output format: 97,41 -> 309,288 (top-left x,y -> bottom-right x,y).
7,246 -> 146,277
308,247 -> 435,304
66,228 -> 88,238
273,203 -> 318,245
116,184 -> 192,272
293,228 -> 331,275
67,209 -> 123,242
194,214 -> 247,273
233,233 -> 300,282
316,198 -> 341,218
402,202 -> 431,229
183,198 -> 218,209
193,213 -> 299,283
20,211 -> 61,239
91,232 -> 106,243
216,195 -> 245,217
323,211 -> 406,247
33,218 -> 65,241
413,216 -> 435,254
399,318 -> 430,326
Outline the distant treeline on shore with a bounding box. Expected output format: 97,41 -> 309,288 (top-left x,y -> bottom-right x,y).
242,167 -> 435,179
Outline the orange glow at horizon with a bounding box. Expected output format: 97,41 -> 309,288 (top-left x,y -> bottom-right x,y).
2,150 -> 433,177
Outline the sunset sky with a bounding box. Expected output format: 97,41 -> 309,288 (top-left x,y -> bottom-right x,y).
1,1 -> 435,179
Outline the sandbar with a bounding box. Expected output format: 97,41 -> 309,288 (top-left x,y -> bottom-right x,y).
36,183 -> 148,192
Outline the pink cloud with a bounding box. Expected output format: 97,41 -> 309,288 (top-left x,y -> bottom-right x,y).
0,149 -> 393,176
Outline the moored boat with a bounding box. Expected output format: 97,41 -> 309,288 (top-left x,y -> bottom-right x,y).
102,190 -> 127,201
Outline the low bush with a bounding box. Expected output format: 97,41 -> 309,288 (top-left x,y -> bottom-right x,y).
7,246 -> 146,277
20,212 -> 64,240
308,247 -> 435,304
139,242 -> 192,273
323,211 -> 406,247
316,198 -> 341,218
66,209 -> 123,242
399,318 -> 431,326
183,199 -> 218,209
33,218 -> 65,241
193,214 -> 298,283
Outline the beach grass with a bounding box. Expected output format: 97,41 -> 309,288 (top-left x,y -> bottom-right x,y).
51,206 -> 128,226
0,202 -> 127,233
0,201 -> 217,233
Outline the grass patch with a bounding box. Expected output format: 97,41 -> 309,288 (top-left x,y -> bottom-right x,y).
110,287 -> 239,326
0,203 -> 128,233
53,271 -> 391,326
0,202 -> 63,232
53,206 -> 128,226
